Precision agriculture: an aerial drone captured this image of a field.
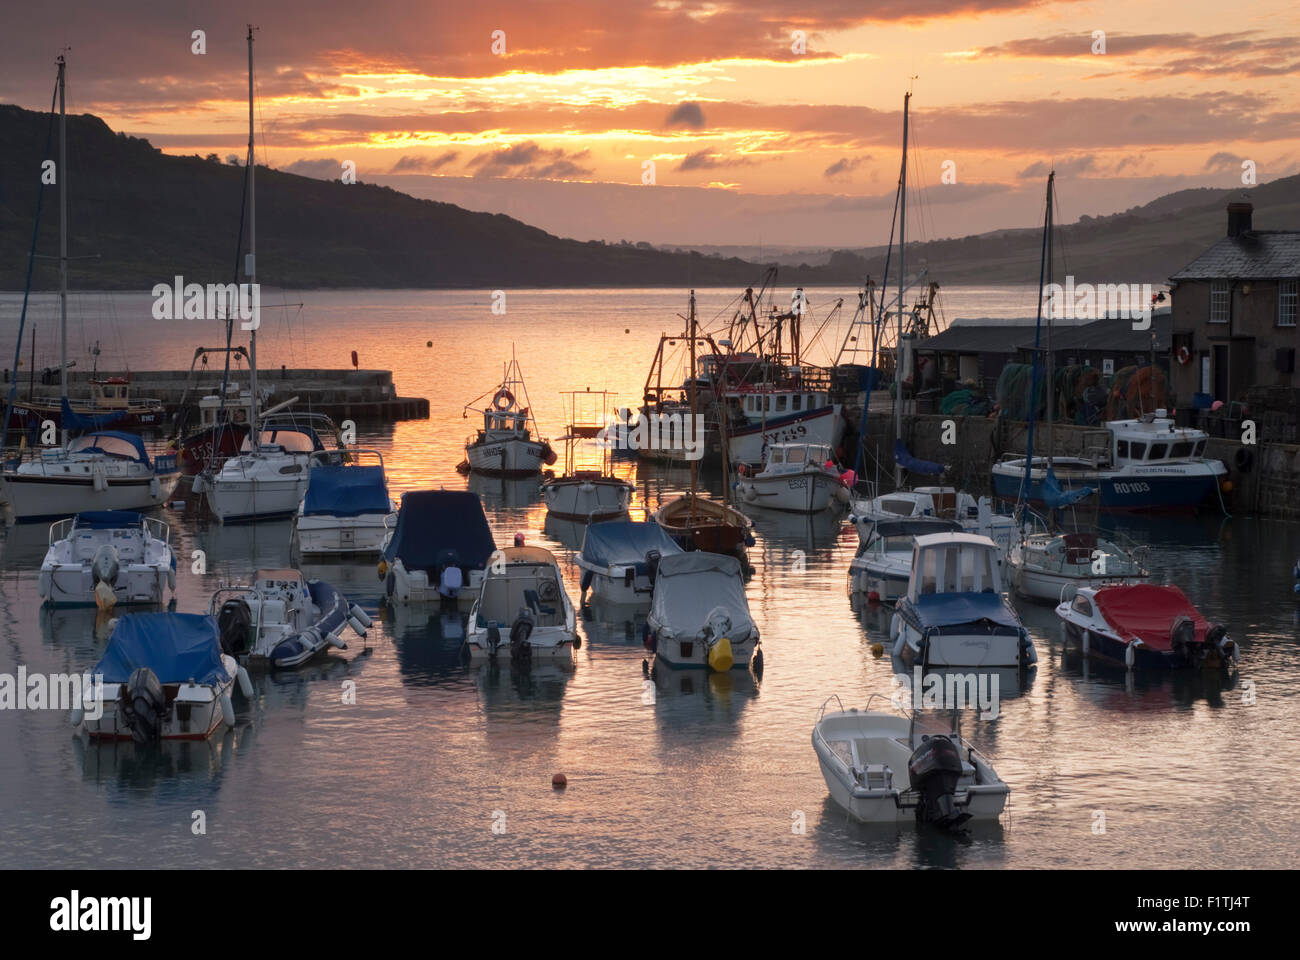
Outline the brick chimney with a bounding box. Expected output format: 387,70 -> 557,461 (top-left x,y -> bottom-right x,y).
1227,200 -> 1253,238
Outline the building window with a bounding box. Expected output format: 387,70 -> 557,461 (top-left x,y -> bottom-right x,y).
1209,281 -> 1230,324
1280,279 -> 1298,327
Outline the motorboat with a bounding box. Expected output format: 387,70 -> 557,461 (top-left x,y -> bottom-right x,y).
294,450 -> 395,557
735,442 -> 851,513
576,519 -> 683,605
890,532 -> 1036,668
1010,527 -> 1148,602
848,517 -> 961,603
210,569 -> 371,669
646,551 -> 760,671
39,511 -> 175,608
850,484 -> 1016,561
1055,583 -> 1237,671
812,696 -> 1010,827
464,351 -> 555,477
381,490 -> 497,606
542,389 -> 633,521
73,612 -> 254,743
200,418 -> 336,523
465,546 -> 578,662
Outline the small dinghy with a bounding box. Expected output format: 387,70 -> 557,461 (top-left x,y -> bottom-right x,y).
890,532 -> 1036,669
74,613 -> 253,743
652,493 -> 754,554
646,551 -> 760,671
576,519 -> 683,605
812,696 -> 1009,827
465,546 -> 578,662
210,569 -> 371,669
39,511 -> 176,607
849,517 -> 960,603
1055,583 -> 1237,671
294,450 -> 395,557
380,490 -> 497,606
735,442 -> 850,514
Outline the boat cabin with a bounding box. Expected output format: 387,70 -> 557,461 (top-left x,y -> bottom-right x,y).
88,377 -> 135,411
732,388 -> 830,423
763,442 -> 835,471
196,388 -> 254,430
240,426 -> 323,455
480,408 -> 529,438
1109,414 -> 1211,466
476,546 -> 566,629
907,533 -> 1003,602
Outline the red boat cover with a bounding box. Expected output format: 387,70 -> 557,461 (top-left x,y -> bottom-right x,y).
1093,584 -> 1207,651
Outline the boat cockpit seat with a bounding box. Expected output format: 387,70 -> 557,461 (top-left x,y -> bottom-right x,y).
852,764 -> 893,790
524,588 -> 556,617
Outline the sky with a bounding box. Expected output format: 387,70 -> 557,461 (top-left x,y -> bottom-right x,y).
3,0 -> 1298,247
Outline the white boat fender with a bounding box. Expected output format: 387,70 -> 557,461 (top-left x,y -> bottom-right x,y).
326,631 -> 347,650
220,691 -> 236,728
349,604 -> 372,629
1081,629 -> 1090,655
92,462 -> 108,492
69,704 -> 84,727
236,665 -> 254,699
1125,639 -> 1139,669
889,613 -> 900,642
149,476 -> 161,498
39,569 -> 52,601
167,564 -> 176,591
891,629 -> 907,660
347,615 -> 368,638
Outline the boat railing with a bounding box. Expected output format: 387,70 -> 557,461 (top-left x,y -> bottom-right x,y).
142,516 -> 170,544
48,517 -> 75,546
309,447 -> 385,470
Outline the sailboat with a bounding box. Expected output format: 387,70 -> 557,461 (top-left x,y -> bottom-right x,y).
652,291 -> 753,554
1003,173 -> 1148,601
0,55 -> 180,522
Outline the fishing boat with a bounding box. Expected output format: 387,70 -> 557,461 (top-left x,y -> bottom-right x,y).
735,442 -> 850,513
465,546 -> 578,662
294,450 -> 395,557
381,490 -> 497,606
1055,584 -> 1237,671
170,348 -> 257,475
9,375 -> 165,433
848,516 -> 961,603
576,519 -> 683,605
812,696 -> 1010,827
39,511 -> 175,607
541,389 -> 633,521
464,350 -> 555,477
1010,526 -> 1148,602
890,532 -> 1036,669
210,569 -> 372,669
646,551 -> 760,671
73,612 -> 253,743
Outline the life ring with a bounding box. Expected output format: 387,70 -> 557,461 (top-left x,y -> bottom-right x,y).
493,389 -> 515,410
1176,346 -> 1191,365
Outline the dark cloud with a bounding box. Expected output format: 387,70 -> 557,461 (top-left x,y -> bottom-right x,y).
1204,151 -> 1244,172
390,150 -> 460,173
677,150 -> 762,172
280,157 -> 347,178
665,102 -> 705,129
466,140 -> 593,179
1017,155 -> 1096,179
823,156 -> 867,179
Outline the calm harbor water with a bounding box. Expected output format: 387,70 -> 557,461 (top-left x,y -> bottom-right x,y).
1,287 -> 1297,869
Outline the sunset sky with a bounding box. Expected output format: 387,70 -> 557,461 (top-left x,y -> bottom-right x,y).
3,0 -> 1297,246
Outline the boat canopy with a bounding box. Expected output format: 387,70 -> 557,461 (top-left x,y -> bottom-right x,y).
578,520 -> 683,572
1093,584 -> 1208,651
302,464 -> 389,517
894,439 -> 944,476
650,552 -> 753,638
94,613 -> 229,687
246,425 -> 322,453
870,518 -> 962,541
383,490 -> 496,573
61,397 -> 127,432
910,592 -> 1020,631
67,431 -> 150,464
908,532 -> 1002,600
72,510 -> 144,530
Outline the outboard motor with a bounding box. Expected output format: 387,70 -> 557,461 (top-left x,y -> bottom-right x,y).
907,735 -> 971,829
91,544 -> 121,610
645,550 -> 662,587
119,667 -> 166,746
510,610 -> 535,665
217,598 -> 253,656
1170,615 -> 1196,663
1205,623 -> 1236,668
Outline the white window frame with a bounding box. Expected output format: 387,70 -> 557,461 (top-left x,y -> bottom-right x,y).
1209,280 -> 1230,324
1279,279 -> 1297,328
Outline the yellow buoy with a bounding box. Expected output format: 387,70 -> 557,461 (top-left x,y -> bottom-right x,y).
870,642 -> 884,658
708,637 -> 734,672
94,580 -> 117,612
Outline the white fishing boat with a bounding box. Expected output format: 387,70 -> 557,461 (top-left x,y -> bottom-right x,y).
812,696 -> 1010,827
890,532 -> 1036,669
735,442 -> 850,513
850,484 -> 1017,561
464,351 -> 555,477
724,387 -> 845,465
576,519 -> 684,605
848,517 -> 961,603
74,613 -> 254,743
646,551 -> 760,671
210,569 -> 372,669
381,490 -> 497,606
294,450 -> 395,557
39,511 -> 175,607
542,389 -> 633,521
202,421 -> 331,523
1010,527 -> 1149,602
465,546 -> 578,662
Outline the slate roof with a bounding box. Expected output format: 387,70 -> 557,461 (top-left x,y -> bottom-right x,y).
1170,232 -> 1300,281
1017,312 -> 1172,354
916,323 -> 1037,354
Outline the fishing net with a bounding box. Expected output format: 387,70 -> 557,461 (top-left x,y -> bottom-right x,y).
1106,365 -> 1167,420
940,386 -> 993,416
994,363 -> 1046,421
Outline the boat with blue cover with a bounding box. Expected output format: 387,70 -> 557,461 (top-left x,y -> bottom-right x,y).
576,519 -> 684,605
381,490 -> 498,606
39,510 -> 176,607
73,612 -> 253,743
295,450 -> 395,557
890,532 -> 1036,669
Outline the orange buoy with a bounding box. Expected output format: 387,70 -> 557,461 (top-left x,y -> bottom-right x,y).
870,642 -> 884,658
552,773 -> 567,789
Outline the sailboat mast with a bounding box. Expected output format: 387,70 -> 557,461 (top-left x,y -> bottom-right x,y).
57,55 -> 68,448
246,25 -> 259,433
1045,176 -> 1054,469
688,290 -> 698,501
894,91 -> 909,489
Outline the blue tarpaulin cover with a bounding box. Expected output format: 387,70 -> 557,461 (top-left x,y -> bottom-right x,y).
578,520 -> 683,572
383,490 -> 496,573
893,439 -> 945,477
910,592 -> 1021,630
61,397 -> 127,432
68,430 -> 151,465
302,465 -> 390,517
1040,467 -> 1095,509
94,613 -> 229,686
74,511 -> 144,529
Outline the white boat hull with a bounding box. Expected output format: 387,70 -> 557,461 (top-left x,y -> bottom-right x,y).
41,565 -> 172,606
736,471 -> 839,513
465,624 -> 577,660
893,619 -> 1027,668
80,655 -> 238,741
727,405 -> 844,464
654,633 -> 757,670
385,558 -> 484,607
205,475 -> 308,523
0,472 -> 179,522
295,512 -> 392,557
542,477 -> 631,521
467,436 -> 547,477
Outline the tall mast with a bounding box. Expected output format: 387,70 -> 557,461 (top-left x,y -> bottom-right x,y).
688,290 -> 697,503
57,54 -> 68,447
894,91 -> 909,488
246,25 -> 258,434
1019,171 -> 1053,514
1045,175 -> 1054,469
